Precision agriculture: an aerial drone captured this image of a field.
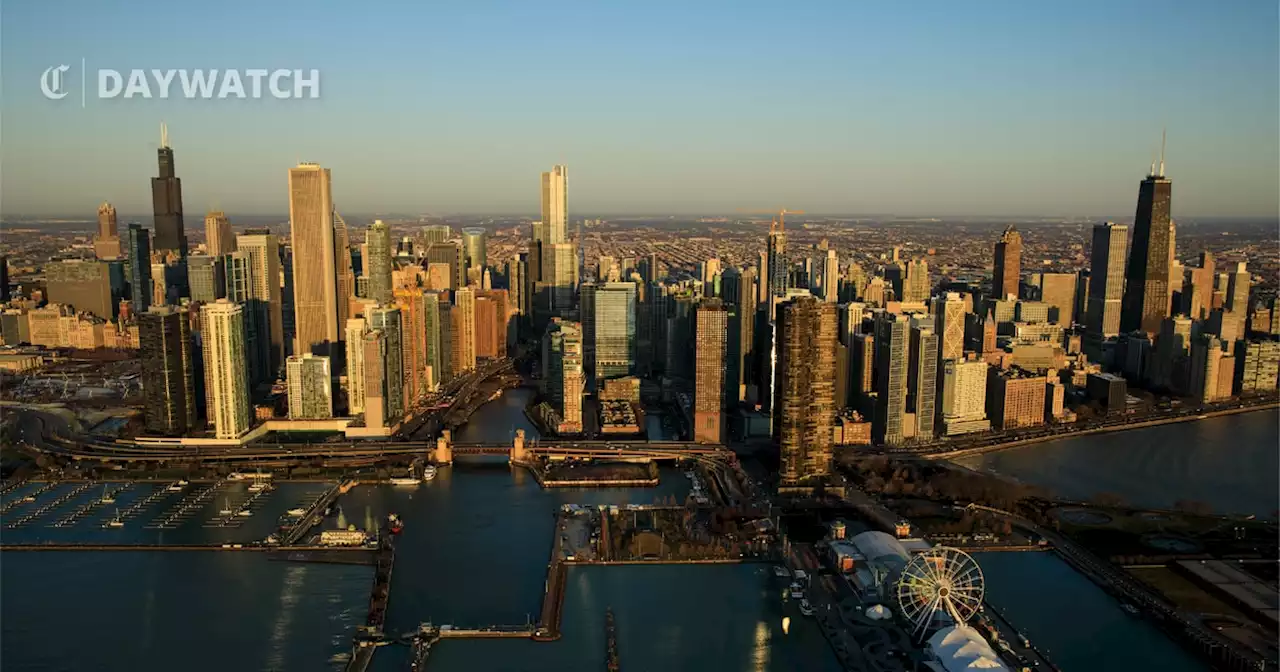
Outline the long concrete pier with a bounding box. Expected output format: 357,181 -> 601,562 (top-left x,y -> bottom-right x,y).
0,543 -> 372,552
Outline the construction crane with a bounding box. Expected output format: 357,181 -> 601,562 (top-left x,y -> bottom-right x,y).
736,209 -> 805,232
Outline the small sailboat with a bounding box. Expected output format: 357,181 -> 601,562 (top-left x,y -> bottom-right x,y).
219,498 -> 234,516
107,509 -> 125,528
236,508 -> 253,517
99,484 -> 115,505
781,616 -> 791,635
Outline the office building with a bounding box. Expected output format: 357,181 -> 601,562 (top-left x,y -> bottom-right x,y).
139,306 -> 197,435
694,301 -> 728,443
589,282 -> 636,387
1085,222 -> 1128,358
851,332 -> 875,407
932,292 -> 967,362
286,353 -> 333,419
902,258 -> 930,303
394,288 -> 430,404
1034,273 -> 1077,325
873,312 -> 909,446
452,287 -> 477,373
205,211 -> 235,257
542,242 -> 577,318
288,163 -> 339,356
1150,315 -> 1193,392
766,221 -> 789,301
94,202 -> 122,259
426,241 -> 464,290
333,210 -> 355,330
1226,263 -> 1250,314
774,296 -> 837,484
45,259 -> 122,319
1121,151 -> 1174,334
151,124 -> 187,256
188,255 -> 225,304
1236,340 -> 1280,393
201,300 -> 252,439
992,225 -> 1022,300
820,249 -> 840,302
507,254 -> 531,331
462,228 -> 487,280
235,230 -> 285,375
422,223 -> 452,245
939,360 -> 991,435
366,220 -> 393,304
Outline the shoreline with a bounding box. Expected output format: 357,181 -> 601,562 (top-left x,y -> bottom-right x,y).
921,402 -> 1278,461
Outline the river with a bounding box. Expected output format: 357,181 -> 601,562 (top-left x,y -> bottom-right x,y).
954,410 -> 1280,516
0,389 -> 1214,671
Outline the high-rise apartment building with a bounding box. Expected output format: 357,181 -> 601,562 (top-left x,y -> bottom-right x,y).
821,249 -> 840,303
541,166 -> 568,245
288,163 -> 339,356
543,319 -> 584,434
140,306 -> 197,435
286,353 -> 333,419
939,360 -> 991,435
873,312 -> 909,446
453,287 -> 477,373
1085,222 -> 1129,359
907,323 -> 939,441
394,288 -> 430,404
1121,154 -> 1174,334
992,225 -> 1022,300
424,292 -> 449,390
201,300 -> 252,439
774,296 -> 837,484
366,220 -> 393,305
362,330 -> 390,429
694,301 -> 728,443
333,210 -> 355,330
367,305 -> 403,422
986,368 -> 1047,430
766,223 -> 789,302
345,317 -> 368,415
507,254 -> 531,331
151,124 -> 187,257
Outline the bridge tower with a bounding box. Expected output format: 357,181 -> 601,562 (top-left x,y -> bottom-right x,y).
510,429 -> 528,465
434,429 -> 453,465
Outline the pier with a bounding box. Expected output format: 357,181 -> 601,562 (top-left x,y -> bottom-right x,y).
281,479 -> 356,545
605,607 -> 620,672
343,522 -> 397,672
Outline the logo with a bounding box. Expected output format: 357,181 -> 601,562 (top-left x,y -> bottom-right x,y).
40,64 -> 71,99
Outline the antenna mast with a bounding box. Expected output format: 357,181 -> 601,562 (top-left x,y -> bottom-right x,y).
1158,128 -> 1166,177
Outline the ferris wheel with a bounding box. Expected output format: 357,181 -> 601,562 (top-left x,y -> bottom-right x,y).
895,547 -> 985,640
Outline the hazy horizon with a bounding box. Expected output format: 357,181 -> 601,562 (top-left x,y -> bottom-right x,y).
3,1 -> 1277,218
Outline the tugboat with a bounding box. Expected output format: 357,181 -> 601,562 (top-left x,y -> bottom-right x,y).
387,513 -> 404,535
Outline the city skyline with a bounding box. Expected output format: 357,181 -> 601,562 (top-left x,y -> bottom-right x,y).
3,2 -> 1277,218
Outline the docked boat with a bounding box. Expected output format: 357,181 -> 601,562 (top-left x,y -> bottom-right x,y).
421,465 -> 438,481
248,482 -> 270,493
20,495 -> 35,503
387,513 -> 404,535
107,510 -> 125,528
789,581 -> 804,599
219,498 -> 234,516
773,565 -> 792,579
799,599 -> 815,616
389,477 -> 419,487
167,480 -> 188,492
99,484 -> 115,505
286,507 -> 307,517
236,509 -> 253,517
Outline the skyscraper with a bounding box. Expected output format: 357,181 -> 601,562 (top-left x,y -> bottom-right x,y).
366,220 -> 393,304
774,295 -> 837,485
907,321 -> 938,441
694,301 -> 728,443
873,312 -> 909,446
201,300 -> 252,439
992,225 -> 1022,300
939,360 -> 991,436
426,241 -> 464,290
139,306 -> 196,435
1226,263 -> 1250,314
367,305 -> 403,422
544,242 -> 577,317
151,124 -> 187,257
1121,148 -> 1174,334
1085,222 -> 1129,359
1034,273 -> 1077,325
288,163 -> 339,356
94,202 -> 122,259
461,228 -> 487,281
204,211 -> 235,257
507,253 -> 530,332
394,288 -> 430,404
589,282 -> 637,387
903,258 -> 931,303
236,230 -> 285,376
543,319 -> 584,434
821,249 -> 840,302
187,255 -> 225,304
286,353 -> 333,419
541,165 -> 568,245
361,330 -> 390,429
424,291 -> 448,390
344,317 -> 368,415
422,224 -> 452,245
126,223 -> 153,314
333,210 -> 355,330
932,292 -> 967,362
766,222 -> 789,302
453,287 -> 477,373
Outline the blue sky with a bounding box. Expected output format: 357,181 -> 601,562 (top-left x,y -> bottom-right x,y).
2,0 -> 1276,218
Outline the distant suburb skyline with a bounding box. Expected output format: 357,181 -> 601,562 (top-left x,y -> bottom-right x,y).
2,1 -> 1277,218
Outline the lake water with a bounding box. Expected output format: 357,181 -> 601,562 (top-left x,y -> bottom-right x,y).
954,410 -> 1280,516
0,390 -> 1214,671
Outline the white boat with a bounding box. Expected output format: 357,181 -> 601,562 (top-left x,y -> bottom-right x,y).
799,599 -> 815,616
236,509 -> 253,517
99,484 -> 115,505
248,482 -> 269,493
219,498 -> 234,516
20,495 -> 35,503
167,480 -> 188,492
107,509 -> 124,528
421,465 -> 437,481
781,616 -> 791,635
286,507 -> 307,517
389,477 -> 419,487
